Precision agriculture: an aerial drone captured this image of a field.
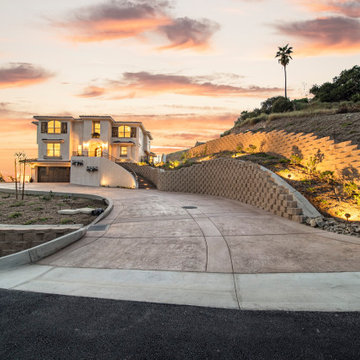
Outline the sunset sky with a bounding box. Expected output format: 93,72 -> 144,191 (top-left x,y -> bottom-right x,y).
1,0 -> 359,176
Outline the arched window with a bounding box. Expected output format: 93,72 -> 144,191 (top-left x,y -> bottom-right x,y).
48,120 -> 61,134
118,125 -> 131,138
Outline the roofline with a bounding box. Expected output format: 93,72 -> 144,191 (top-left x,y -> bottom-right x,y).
33,116 -> 75,121
79,115 -> 114,121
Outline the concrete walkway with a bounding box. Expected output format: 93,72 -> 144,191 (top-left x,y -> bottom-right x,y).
0,183 -> 360,311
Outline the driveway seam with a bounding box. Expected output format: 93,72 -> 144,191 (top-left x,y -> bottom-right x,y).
207,216 -> 242,310
10,265 -> 56,290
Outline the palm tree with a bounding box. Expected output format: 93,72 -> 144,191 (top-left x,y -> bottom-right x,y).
275,44 -> 293,99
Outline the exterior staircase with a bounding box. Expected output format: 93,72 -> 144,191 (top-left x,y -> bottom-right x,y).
117,162 -> 156,190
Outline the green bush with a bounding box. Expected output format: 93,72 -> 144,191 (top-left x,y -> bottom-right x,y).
292,98 -> 309,111
310,65 -> 360,102
351,93 -> 360,102
343,182 -> 358,197
260,96 -> 285,114
271,97 -> 294,113
9,212 -> 22,219
60,218 -> 73,224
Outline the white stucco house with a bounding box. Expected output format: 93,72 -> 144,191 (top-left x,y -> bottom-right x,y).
29,115 -> 155,187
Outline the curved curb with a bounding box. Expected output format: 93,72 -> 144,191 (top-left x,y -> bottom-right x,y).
0,189 -> 114,270
259,165 -> 321,219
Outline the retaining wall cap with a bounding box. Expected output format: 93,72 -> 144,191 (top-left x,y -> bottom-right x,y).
0,224 -> 82,231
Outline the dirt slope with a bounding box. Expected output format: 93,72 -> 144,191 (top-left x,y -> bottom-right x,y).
231,112 -> 360,146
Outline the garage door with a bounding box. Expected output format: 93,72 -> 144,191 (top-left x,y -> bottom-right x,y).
38,167 -> 70,182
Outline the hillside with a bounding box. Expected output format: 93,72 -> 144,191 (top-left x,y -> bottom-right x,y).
228,112 -> 360,147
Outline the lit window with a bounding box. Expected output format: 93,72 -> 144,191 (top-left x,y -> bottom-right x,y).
47,143 -> 60,157
120,147 -> 128,156
48,121 -> 61,134
118,126 -> 131,138
92,121 -> 101,137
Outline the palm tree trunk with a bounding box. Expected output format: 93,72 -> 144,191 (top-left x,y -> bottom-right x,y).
284,65 -> 287,99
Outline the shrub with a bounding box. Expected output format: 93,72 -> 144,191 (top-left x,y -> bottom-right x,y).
24,219 -> 36,225
9,212 -> 22,218
292,98 -> 309,111
319,170 -> 336,185
260,96 -> 285,114
60,218 -> 73,224
271,97 -> 294,113
351,93 -> 360,102
10,201 -> 25,207
290,154 -> 302,165
343,182 -> 358,197
246,144 -> 257,154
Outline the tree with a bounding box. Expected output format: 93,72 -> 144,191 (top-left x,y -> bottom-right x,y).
14,152 -> 27,200
275,44 -> 293,99
310,65 -> 360,102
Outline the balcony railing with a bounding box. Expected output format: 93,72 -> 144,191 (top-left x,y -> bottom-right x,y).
72,151 -> 120,162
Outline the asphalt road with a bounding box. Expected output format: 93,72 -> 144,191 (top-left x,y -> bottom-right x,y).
1,289 -> 359,360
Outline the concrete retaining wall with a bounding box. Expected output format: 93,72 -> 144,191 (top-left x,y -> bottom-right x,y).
71,156 -> 137,188
127,159 -> 305,222
167,130 -> 360,182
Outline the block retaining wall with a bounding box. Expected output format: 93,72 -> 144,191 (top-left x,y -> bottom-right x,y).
0,226 -> 81,257
128,159 -> 304,222
167,130 -> 360,181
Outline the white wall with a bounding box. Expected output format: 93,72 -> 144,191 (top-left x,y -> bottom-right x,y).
70,156 -> 137,188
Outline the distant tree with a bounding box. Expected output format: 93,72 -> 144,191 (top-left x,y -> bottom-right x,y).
272,97 -> 293,113
0,173 -> 5,182
310,65 -> 360,102
275,44 -> 293,99
260,96 -> 285,114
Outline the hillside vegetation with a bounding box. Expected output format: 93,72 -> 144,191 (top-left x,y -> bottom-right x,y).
223,66 -> 360,145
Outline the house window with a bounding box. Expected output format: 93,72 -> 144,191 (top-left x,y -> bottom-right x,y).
47,143 -> 60,157
92,121 -> 101,138
48,121 -> 61,134
118,126 -> 131,138
120,147 -> 128,157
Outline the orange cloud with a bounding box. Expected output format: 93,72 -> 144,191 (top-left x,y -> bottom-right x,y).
297,1 -> 360,18
79,71 -> 281,98
0,63 -> 53,89
55,0 -> 219,50
275,16 -> 360,54
77,86 -> 106,97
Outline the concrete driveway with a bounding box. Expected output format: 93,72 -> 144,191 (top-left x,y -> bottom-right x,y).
1,183 -> 360,311
27,184 -> 360,274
